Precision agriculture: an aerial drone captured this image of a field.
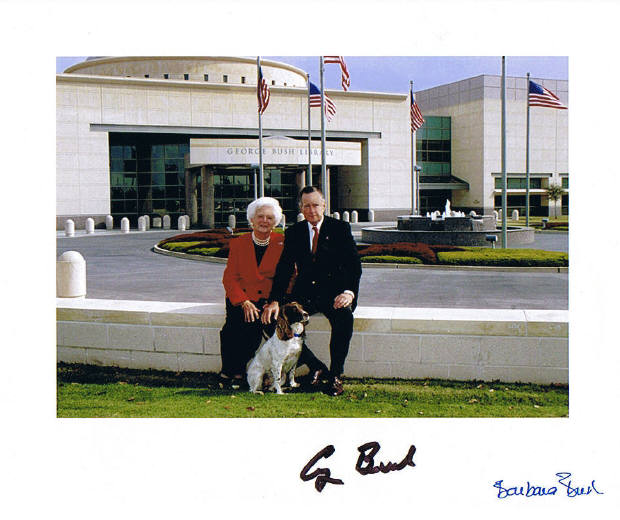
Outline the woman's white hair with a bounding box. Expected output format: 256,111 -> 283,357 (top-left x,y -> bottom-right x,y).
246,196 -> 283,227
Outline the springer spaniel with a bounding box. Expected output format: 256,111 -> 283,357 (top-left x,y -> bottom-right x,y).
247,302 -> 309,394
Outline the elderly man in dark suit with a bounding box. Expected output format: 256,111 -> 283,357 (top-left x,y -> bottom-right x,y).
262,186 -> 362,396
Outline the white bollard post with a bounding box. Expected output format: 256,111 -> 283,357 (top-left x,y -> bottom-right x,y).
144,215 -> 150,230
163,215 -> 171,230
138,216 -> 146,232
228,214 -> 236,229
280,214 -> 286,229
351,210 -> 358,223
178,216 -> 186,231
333,212 -> 340,220
368,209 -> 375,222
342,211 -> 350,222
121,217 -> 130,233
512,209 -> 519,221
297,213 -> 304,222
85,218 -> 95,234
64,219 -> 75,237
105,215 -> 114,231
57,251 -> 86,298
469,210 -> 477,217
184,215 -> 190,229
498,209 -> 503,222
153,217 -> 162,228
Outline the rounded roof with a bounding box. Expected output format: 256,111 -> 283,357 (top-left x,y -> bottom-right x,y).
63,56 -> 308,78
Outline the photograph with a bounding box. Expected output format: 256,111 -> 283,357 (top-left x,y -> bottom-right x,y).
55,55 -> 569,419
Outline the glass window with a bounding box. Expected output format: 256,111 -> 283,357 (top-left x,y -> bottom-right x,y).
184,74 -> 189,80
223,75 -> 228,83
241,76 -> 246,84
204,74 -> 209,81
562,177 -> 569,189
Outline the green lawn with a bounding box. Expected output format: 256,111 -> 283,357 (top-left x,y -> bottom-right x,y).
57,364 -> 568,418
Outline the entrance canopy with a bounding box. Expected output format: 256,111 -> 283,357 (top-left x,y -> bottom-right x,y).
189,136 -> 361,166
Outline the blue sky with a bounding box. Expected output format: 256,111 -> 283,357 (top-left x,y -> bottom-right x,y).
56,56 -> 568,93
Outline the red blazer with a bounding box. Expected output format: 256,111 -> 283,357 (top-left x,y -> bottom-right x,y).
222,232 -> 284,306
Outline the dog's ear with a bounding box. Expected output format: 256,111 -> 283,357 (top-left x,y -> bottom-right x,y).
276,312 -> 292,340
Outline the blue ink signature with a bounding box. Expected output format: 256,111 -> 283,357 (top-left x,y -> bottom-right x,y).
494,472 -> 604,499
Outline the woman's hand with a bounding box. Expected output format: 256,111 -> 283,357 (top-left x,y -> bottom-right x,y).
241,300 -> 260,322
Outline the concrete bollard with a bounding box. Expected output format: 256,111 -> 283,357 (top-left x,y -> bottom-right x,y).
280,214 -> 286,229
469,210 -> 477,217
138,216 -> 146,232
351,210 -> 358,223
144,215 -> 150,230
368,209 -> 375,222
228,214 -> 236,229
57,251 -> 86,298
163,215 -> 171,230
297,213 -> 304,222
342,211 -> 350,222
85,218 -> 95,234
178,216 -> 186,231
121,217 -> 130,233
184,215 -> 190,229
153,217 -> 162,228
105,215 -> 113,231
512,209 -> 519,221
64,219 -> 75,237
333,212 -> 340,220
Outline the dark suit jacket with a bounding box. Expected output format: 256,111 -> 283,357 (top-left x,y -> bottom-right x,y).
269,216 -> 362,310
222,232 -> 284,306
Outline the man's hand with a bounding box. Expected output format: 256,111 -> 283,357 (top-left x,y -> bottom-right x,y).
241,300 -> 260,323
333,292 -> 354,309
261,301 -> 280,324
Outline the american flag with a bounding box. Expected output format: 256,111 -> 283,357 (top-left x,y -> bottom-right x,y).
323,55 -> 350,91
410,89 -> 424,132
528,80 -> 567,109
257,64 -> 270,115
309,81 -> 336,122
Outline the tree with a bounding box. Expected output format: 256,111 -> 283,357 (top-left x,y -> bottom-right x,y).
546,184 -> 565,218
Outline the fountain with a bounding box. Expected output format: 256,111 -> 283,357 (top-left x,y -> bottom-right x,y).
361,200 -> 534,247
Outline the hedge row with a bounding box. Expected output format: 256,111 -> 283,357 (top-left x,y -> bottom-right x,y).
357,242 -> 465,264
437,249 -> 568,267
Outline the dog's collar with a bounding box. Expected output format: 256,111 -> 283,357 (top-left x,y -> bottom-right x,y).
293,333 -> 302,337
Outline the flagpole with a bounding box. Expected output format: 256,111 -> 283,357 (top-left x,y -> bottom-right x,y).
257,56 -> 264,198
306,73 -> 312,187
525,72 -> 531,228
411,82 -> 415,215
320,56 -> 329,213
501,56 -> 507,248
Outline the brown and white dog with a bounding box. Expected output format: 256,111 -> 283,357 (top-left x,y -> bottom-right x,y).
247,302 -> 309,394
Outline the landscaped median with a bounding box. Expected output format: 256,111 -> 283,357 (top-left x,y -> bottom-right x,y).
155,229 -> 568,269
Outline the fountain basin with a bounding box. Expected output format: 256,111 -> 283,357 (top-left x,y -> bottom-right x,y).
362,223 -> 535,247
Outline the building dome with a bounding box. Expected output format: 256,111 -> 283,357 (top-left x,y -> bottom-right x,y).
63,56 -> 307,87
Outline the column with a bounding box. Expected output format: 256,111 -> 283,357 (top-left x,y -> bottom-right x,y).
201,166 -> 215,228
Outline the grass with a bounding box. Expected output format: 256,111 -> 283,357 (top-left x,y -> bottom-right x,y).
57,363 -> 568,418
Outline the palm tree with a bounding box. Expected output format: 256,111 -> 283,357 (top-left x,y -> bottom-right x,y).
546,184 -> 565,218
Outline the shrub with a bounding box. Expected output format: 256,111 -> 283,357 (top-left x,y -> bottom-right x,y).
437,249 -> 568,267
361,255 -> 423,264
357,242 -> 438,264
543,221 -> 569,230
161,241 -> 203,252
186,247 -> 221,256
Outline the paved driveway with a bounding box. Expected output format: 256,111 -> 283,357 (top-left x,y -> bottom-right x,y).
57,229 -> 568,309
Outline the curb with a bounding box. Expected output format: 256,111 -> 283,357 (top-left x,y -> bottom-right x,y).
153,245 -> 568,273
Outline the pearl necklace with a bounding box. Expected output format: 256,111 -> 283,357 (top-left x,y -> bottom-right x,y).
252,232 -> 270,247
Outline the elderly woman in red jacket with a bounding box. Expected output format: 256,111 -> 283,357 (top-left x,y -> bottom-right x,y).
219,197 -> 285,380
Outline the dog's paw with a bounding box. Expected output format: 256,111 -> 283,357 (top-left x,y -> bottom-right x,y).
251,390 -> 264,395
290,381 -> 300,388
